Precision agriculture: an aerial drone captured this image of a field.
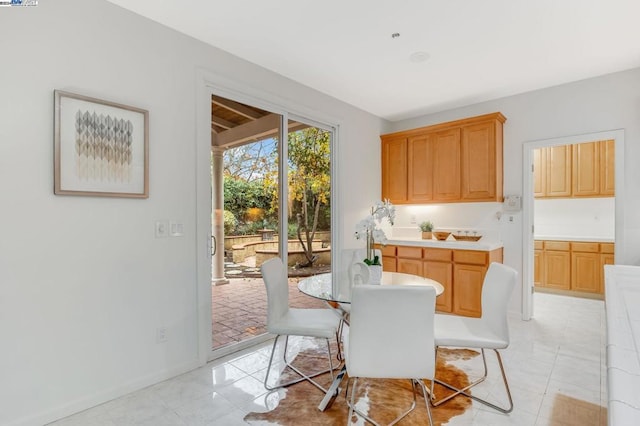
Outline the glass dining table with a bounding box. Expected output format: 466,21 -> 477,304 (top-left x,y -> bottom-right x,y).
297,270 -> 445,410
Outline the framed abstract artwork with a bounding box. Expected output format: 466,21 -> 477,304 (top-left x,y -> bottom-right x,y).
54,90 -> 149,198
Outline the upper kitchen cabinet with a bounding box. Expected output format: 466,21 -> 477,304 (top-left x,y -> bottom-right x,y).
534,139 -> 614,199
461,120 -> 503,200
381,112 -> 506,204
381,135 -> 408,203
600,139 -> 615,196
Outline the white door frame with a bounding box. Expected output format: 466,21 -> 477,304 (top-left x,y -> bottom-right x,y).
521,129 -> 625,320
195,68 -> 342,363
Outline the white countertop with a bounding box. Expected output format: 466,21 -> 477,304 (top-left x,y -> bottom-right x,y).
604,265 -> 640,425
535,235 -> 614,243
386,238 -> 503,251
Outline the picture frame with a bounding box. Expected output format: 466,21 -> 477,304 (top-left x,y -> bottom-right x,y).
54,90 -> 149,198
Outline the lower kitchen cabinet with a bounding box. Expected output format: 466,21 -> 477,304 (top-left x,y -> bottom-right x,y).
424,260 -> 453,313
382,244 -> 503,317
535,239 -> 614,295
544,247 -> 571,290
453,264 -> 485,317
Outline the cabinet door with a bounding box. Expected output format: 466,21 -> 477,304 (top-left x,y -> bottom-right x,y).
381,137 -> 407,203
601,253 -> 615,293
461,121 -> 500,201
424,261 -> 453,313
544,250 -> 571,290
382,257 -> 397,272
600,139 -> 615,196
407,134 -> 433,202
453,264 -> 484,317
397,258 -> 423,276
546,145 -> 572,197
534,249 -> 543,287
432,128 -> 461,201
572,142 -> 600,197
533,148 -> 546,198
572,251 -> 600,293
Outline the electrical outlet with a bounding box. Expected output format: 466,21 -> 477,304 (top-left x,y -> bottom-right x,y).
155,221 -> 169,238
156,327 -> 168,343
410,215 -> 417,224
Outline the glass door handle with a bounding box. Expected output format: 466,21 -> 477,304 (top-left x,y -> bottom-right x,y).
211,235 -> 217,256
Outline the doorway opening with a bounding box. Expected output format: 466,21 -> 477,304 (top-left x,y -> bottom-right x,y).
523,130 -> 624,320
209,95 -> 333,356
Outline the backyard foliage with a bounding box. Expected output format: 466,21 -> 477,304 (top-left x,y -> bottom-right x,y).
222,126 -> 331,267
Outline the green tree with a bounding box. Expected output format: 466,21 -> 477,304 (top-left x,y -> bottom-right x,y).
287,127 -> 331,267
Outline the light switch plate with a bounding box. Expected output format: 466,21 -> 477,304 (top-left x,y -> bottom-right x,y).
155,221 -> 169,238
170,221 -> 184,237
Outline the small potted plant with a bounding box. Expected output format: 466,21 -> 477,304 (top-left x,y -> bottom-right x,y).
419,221 -> 434,239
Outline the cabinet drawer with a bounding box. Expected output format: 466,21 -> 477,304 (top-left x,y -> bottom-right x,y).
600,243 -> 615,254
424,248 -> 452,262
380,245 -> 397,256
397,246 -> 422,259
534,240 -> 543,250
544,241 -> 570,251
571,242 -> 599,253
453,250 -> 487,266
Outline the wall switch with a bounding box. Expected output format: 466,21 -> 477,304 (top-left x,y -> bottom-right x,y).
170,221 -> 184,237
155,221 -> 169,238
156,327 -> 168,343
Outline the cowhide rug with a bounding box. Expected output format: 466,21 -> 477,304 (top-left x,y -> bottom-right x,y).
245,347 -> 479,425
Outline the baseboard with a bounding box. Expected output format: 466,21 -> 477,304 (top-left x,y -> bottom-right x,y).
534,287 -> 604,300
6,358 -> 201,426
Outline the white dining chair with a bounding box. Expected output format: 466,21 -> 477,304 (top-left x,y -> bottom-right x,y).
260,257 -> 341,393
345,284 -> 436,425
430,262 -> 518,413
335,248 -> 375,360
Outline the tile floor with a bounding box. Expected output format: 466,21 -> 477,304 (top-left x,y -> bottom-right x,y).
211,277 -> 326,348
50,292 -> 607,425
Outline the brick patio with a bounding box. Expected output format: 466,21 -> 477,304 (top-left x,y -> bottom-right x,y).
211,276 -> 326,349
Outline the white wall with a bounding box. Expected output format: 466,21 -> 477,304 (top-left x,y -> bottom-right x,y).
0,1 -> 383,425
387,67 -> 640,313
535,197 -> 615,239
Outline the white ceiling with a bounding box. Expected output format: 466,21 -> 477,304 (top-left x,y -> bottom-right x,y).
106,0 -> 640,121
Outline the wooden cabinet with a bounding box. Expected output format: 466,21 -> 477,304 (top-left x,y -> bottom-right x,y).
600,139 -> 615,196
425,260 -> 453,313
453,264 -> 486,317
571,243 -> 600,293
543,241 -> 571,290
423,248 -> 453,313
600,243 -> 615,292
533,240 -> 543,287
534,140 -> 614,199
534,239 -> 614,295
381,136 -> 408,203
384,244 -> 502,317
533,149 -> 546,198
572,142 -> 600,196
432,129 -> 461,201
381,112 -> 505,204
397,246 -> 423,275
546,145 -> 572,197
380,245 -> 397,272
407,135 -> 433,202
461,121 -> 502,201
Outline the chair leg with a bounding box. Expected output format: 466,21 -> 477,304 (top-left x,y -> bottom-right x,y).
416,380 -> 434,426
430,347 -> 513,414
263,334 -> 336,393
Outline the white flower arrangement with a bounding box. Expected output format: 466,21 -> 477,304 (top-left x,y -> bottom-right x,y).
354,199 -> 395,265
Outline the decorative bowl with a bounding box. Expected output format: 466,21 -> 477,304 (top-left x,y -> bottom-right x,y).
433,231 -> 451,241
452,234 -> 482,242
